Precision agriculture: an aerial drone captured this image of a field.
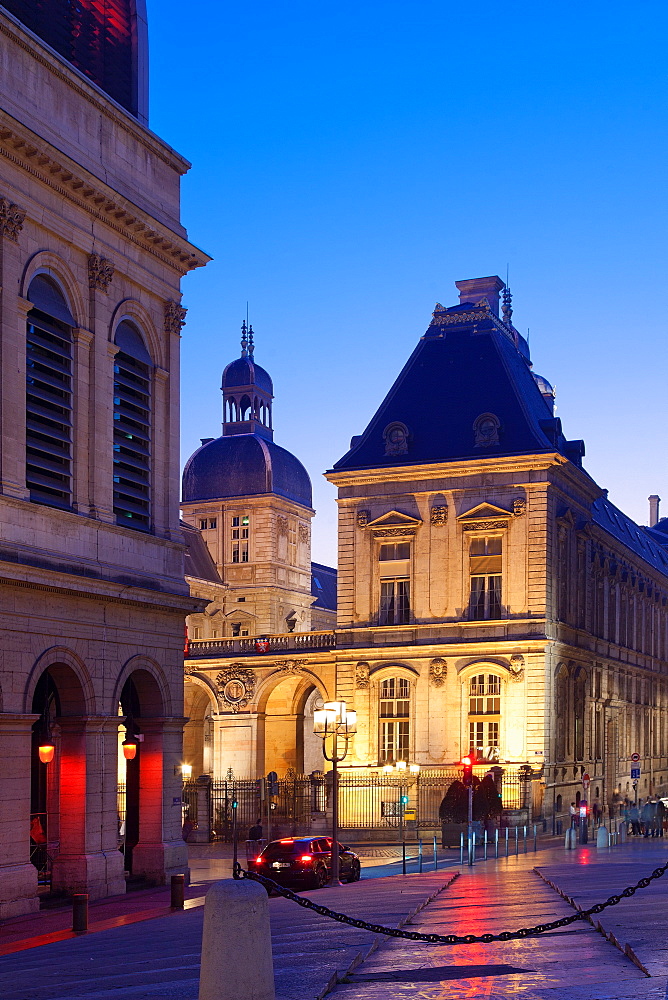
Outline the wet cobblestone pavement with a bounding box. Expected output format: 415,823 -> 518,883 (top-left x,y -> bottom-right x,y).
329,849 -> 668,1000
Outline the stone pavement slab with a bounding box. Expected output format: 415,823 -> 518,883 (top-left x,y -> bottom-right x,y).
536,838 -> 668,979
0,872 -> 456,1000
328,851 -> 657,1000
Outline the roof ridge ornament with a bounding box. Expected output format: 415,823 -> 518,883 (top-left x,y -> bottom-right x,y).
248,323 -> 255,358
240,320 -> 248,358
502,286 -> 513,325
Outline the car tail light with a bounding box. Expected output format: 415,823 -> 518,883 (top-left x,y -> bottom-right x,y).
299,854 -> 313,862
254,858 -> 265,865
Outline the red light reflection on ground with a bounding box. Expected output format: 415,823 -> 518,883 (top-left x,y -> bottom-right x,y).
577,848 -> 593,864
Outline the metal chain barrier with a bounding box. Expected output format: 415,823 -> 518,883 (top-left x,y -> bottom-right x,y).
233,859 -> 668,945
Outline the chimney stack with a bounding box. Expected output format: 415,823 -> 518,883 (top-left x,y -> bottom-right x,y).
455,276 -> 505,317
649,494 -> 661,527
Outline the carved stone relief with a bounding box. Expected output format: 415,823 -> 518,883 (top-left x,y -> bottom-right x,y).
216,666 -> 256,711
429,657 -> 447,686
298,524 -> 309,543
0,198 -> 25,241
513,497 -> 527,517
356,662 -> 370,689
87,253 -> 114,291
275,659 -> 309,674
508,654 -> 525,682
430,504 -> 448,525
164,299 -> 187,335
357,509 -> 370,528
277,516 -> 288,536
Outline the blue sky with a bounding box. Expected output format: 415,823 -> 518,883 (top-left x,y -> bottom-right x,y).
147,1 -> 668,566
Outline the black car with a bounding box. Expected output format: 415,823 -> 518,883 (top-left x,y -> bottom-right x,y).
253,836 -> 361,889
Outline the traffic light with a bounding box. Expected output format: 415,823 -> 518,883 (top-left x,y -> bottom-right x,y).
232,798 -> 238,810
461,755 -> 473,787
400,794 -> 409,805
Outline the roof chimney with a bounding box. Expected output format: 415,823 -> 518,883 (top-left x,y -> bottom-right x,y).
649,494 -> 661,527
455,276 -> 505,317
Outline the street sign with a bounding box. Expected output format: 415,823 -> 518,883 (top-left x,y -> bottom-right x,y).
631,752 -> 640,763
582,772 -> 590,790
631,767 -> 641,781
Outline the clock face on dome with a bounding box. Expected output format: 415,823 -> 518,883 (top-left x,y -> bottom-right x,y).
2,0 -> 144,119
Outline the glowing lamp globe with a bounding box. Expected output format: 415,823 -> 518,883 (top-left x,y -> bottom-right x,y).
122,736 -> 138,761
38,740 -> 55,764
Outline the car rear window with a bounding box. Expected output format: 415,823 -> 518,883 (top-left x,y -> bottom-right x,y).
262,841 -> 311,859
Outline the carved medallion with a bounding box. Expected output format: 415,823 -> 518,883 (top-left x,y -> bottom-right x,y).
473,412 -> 500,448
164,299 -> 187,335
383,421 -> 410,457
430,504 -> 448,526
429,658 -> 446,686
0,198 -> 25,241
88,253 -> 114,291
509,654 -> 525,682
356,661 -> 370,689
216,667 -> 256,712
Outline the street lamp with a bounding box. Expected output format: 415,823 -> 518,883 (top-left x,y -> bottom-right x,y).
313,701 -> 357,885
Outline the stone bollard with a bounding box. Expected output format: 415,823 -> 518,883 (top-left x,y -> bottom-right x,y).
199,879 -> 274,1000
619,824 -> 628,843
564,828 -> 576,850
596,826 -> 609,848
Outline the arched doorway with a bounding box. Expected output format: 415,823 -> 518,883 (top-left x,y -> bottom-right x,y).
261,674 -> 325,777
116,666 -> 166,879
30,662 -> 87,892
184,678 -> 217,777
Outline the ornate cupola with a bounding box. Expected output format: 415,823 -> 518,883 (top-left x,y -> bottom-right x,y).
221,322 -> 274,441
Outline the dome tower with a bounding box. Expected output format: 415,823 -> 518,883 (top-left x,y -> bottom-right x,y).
181,326 -> 315,637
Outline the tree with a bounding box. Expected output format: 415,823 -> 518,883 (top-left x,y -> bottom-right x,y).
439,777 -> 479,824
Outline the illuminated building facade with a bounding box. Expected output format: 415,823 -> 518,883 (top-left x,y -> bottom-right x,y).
0,2 -> 207,914
185,277 -> 668,829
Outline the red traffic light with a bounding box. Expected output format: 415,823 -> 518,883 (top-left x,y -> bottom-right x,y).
461,755 -> 474,786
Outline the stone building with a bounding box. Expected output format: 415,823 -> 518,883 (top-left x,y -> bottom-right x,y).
0,1 -> 208,915
184,276 -> 668,829
180,331 -> 336,778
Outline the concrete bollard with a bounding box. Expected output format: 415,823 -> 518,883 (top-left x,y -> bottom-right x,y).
199,879 -> 274,1000
171,874 -> 185,909
596,826 -> 609,848
72,893 -> 88,933
619,824 -> 628,843
564,828 -> 576,850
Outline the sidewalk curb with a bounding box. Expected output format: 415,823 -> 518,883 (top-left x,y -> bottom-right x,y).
534,868 -> 650,977
317,872 -> 461,1000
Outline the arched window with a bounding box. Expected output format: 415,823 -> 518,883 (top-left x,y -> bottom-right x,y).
573,668 -> 587,761
25,275 -> 76,508
468,673 -> 501,758
555,667 -> 568,761
113,322 -> 151,531
378,677 -> 410,764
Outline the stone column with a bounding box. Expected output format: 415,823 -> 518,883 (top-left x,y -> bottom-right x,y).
0,713 -> 39,918
0,199 -> 29,500
51,716 -> 125,899
131,718 -> 189,884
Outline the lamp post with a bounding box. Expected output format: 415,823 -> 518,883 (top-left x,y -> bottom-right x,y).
313,701 -> 357,886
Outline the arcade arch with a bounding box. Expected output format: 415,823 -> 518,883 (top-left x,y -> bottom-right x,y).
257,672 -> 327,777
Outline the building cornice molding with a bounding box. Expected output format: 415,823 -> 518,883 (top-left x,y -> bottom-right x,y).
326,453 -> 569,488
0,113 -> 210,274
0,11 -> 191,172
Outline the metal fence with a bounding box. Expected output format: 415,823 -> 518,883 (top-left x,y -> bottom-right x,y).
183,767 -> 534,841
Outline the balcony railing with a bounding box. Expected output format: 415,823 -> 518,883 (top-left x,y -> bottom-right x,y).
187,630 -> 337,658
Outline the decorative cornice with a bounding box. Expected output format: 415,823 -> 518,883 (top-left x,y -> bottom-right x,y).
164,299 -> 187,335
461,519 -> 509,532
429,302 -> 518,342
325,453 -> 570,488
88,253 -> 114,291
0,118 -> 209,274
0,196 -> 25,240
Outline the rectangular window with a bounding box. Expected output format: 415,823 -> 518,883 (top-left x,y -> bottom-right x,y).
231,514 -> 250,562
379,579 -> 410,625
469,720 -> 499,754
379,542 -> 410,560
192,627 -> 201,640
379,720 -> 409,764
209,518 -> 217,529
469,536 -> 502,620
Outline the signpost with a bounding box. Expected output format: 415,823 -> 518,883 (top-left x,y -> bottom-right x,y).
631,755 -> 641,804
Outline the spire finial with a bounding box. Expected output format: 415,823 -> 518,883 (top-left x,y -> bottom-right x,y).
248,323 -> 255,358
240,319 -> 248,357
502,285 -> 513,325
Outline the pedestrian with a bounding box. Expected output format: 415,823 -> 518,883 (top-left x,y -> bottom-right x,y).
640,799 -> 653,838
592,801 -> 600,827
248,817 -> 263,842
569,802 -> 578,829
656,798 -> 666,837
628,803 -> 640,835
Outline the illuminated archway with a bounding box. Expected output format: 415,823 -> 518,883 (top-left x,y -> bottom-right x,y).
257,672 -> 327,776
